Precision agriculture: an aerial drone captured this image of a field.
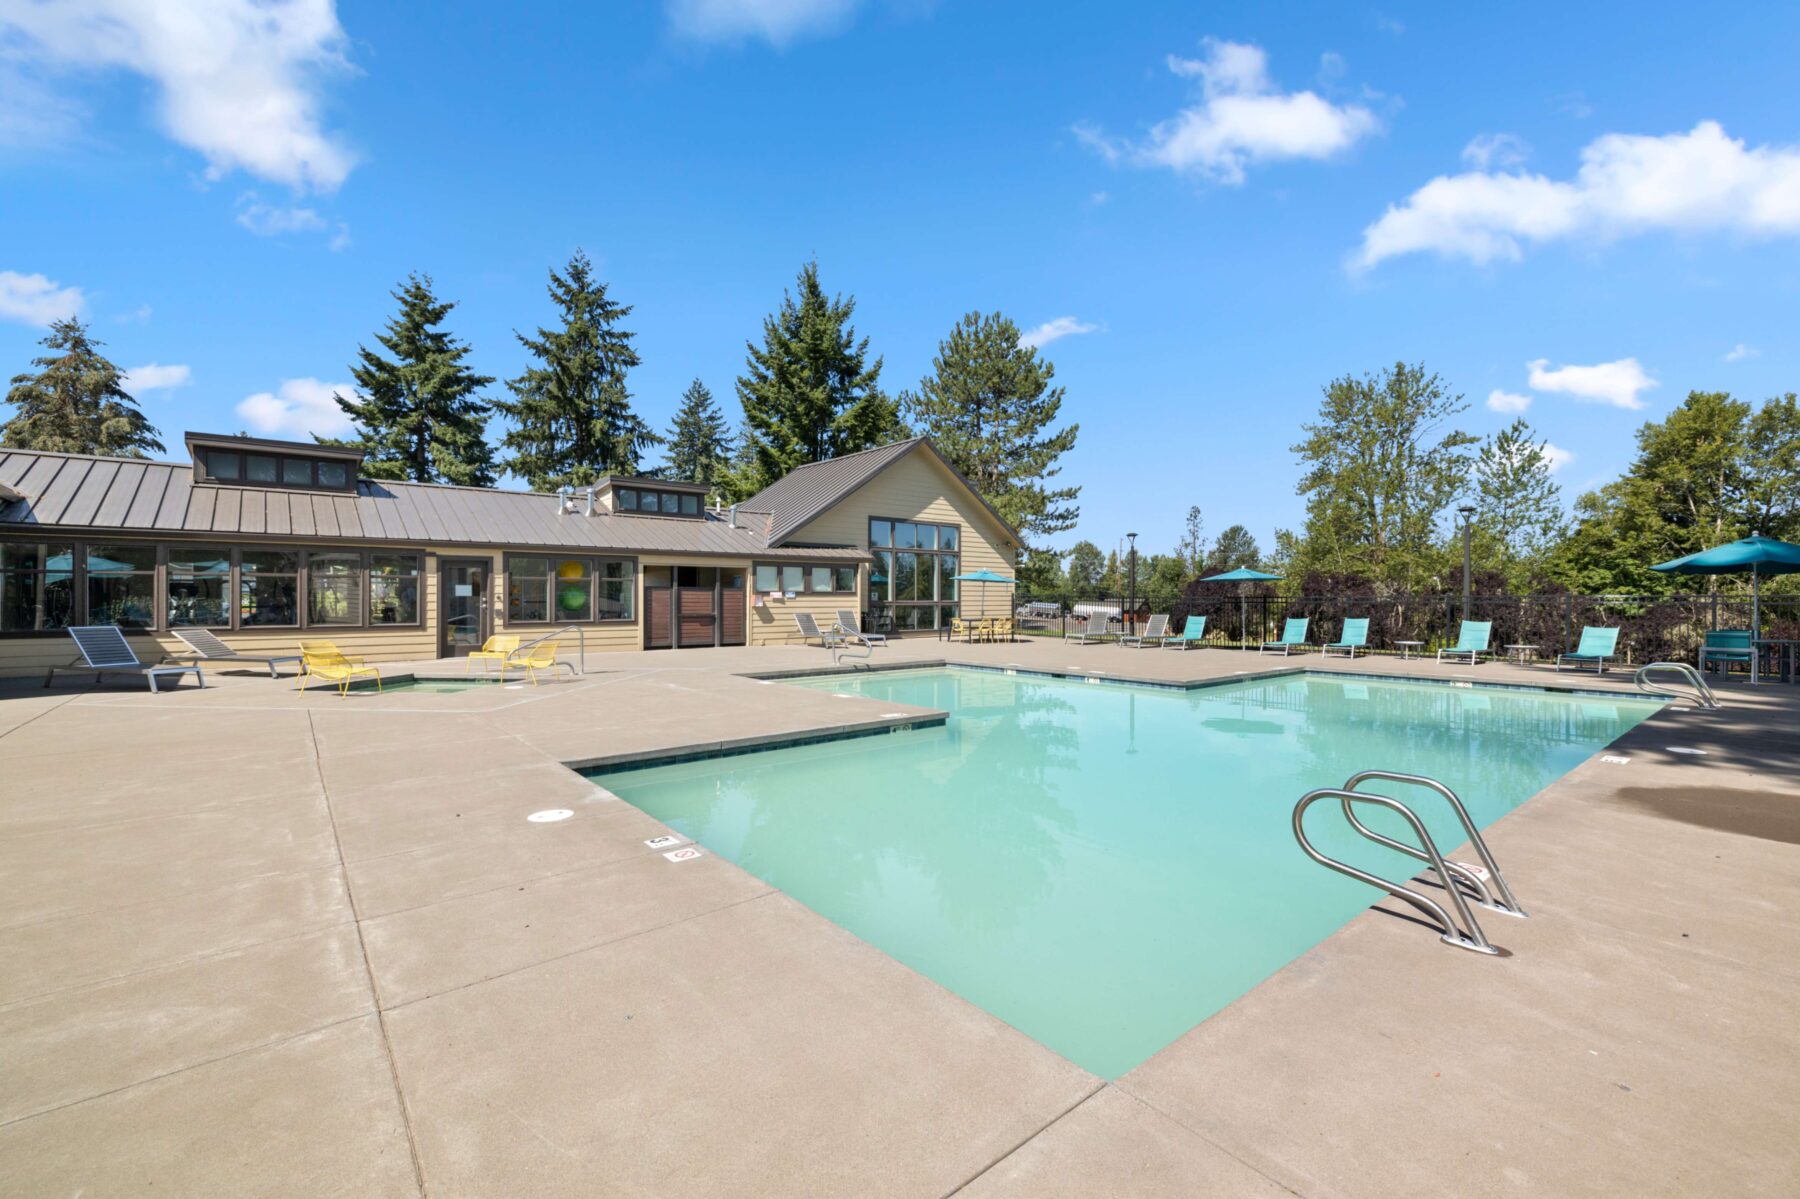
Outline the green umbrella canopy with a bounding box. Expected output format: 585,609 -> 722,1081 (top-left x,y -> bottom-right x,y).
1199,567 -> 1282,582
1650,535 -> 1800,576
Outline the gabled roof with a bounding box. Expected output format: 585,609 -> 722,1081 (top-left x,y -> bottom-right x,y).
0,448 -> 863,560
738,438 -> 1022,548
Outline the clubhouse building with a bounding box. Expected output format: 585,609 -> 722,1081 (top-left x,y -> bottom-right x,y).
0,433 -> 1022,676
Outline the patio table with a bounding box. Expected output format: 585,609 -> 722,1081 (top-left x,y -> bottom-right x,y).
1505,644 -> 1539,665
1394,640 -> 1424,660
1753,639 -> 1799,684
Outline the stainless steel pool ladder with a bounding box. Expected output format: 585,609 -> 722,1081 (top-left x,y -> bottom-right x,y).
1635,662 -> 1718,709
1292,770 -> 1526,956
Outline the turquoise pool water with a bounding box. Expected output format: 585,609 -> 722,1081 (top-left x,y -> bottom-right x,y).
588,668 -> 1660,1077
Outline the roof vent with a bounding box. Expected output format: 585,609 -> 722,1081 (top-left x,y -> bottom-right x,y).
557,485 -> 575,516
584,485 -> 597,517
729,503 -> 739,529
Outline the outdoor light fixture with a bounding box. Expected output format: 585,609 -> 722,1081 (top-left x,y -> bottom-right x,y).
1458,506 -> 1477,621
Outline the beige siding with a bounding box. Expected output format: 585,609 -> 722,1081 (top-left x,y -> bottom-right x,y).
749,586 -> 848,646
787,452 -> 1019,618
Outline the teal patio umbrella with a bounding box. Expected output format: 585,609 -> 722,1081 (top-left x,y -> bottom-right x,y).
1652,534 -> 1800,681
1198,567 -> 1283,647
949,569 -> 1016,619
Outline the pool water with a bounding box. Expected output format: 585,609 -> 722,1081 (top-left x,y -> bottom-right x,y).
588,668 -> 1660,1078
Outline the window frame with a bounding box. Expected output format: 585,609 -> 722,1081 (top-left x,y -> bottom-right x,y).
751,561 -> 859,595
502,552 -> 638,626
866,516 -> 963,628
194,450 -> 359,493
610,485 -> 706,520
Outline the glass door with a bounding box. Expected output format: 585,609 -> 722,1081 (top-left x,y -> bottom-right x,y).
439,558 -> 489,657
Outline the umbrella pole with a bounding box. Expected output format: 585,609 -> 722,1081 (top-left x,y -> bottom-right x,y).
1752,566 -> 1761,684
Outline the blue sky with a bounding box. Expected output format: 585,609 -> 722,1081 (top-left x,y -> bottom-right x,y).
3,1 -> 1798,560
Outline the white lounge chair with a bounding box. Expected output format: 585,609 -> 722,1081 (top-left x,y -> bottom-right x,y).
1062,614 -> 1105,644
45,626 -> 205,693
1120,613 -> 1169,648
835,609 -> 887,646
169,628 -> 303,677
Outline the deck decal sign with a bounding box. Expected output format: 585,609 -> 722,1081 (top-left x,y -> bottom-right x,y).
1600,755 -> 1631,765
663,846 -> 704,862
528,809 -> 575,823
644,835 -> 684,849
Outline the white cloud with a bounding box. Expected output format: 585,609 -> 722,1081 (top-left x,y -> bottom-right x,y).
1486,389 -> 1532,414
0,0 -> 357,192
1461,132 -> 1528,170
235,377 -> 356,439
1527,357 -> 1657,411
122,363 -> 192,394
1355,121 -> 1800,270
327,223 -> 352,252
1019,317 -> 1098,351
1725,343 -> 1759,362
1542,442 -> 1575,473
1077,38 -> 1380,185
0,270 -> 84,326
235,193 -> 327,236
667,0 -> 859,46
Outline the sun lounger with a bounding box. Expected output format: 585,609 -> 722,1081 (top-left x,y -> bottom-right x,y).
1259,617 -> 1310,655
504,639 -> 575,683
45,625 -> 204,693
836,610 -> 887,646
466,634 -> 520,672
1322,617 -> 1369,659
1063,615 -> 1105,644
1120,613 -> 1169,648
1163,615 -> 1208,649
1437,620 -> 1492,665
1556,626 -> 1620,674
300,641 -> 381,696
169,627 -> 301,677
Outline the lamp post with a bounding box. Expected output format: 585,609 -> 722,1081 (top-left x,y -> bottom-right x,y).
1126,532 -> 1138,636
1458,506 -> 1477,622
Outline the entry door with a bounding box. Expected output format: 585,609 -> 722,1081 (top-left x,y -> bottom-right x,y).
677,566 -> 719,648
439,558 -> 490,657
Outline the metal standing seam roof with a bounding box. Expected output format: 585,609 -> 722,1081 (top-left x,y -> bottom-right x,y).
0,449 -> 867,561
737,437 -> 1023,548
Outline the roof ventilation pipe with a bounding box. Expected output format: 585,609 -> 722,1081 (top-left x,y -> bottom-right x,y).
585,484 -> 597,516
557,485 -> 574,516
729,504 -> 739,529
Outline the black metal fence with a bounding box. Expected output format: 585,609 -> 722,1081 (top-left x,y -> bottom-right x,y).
1014,587 -> 1800,666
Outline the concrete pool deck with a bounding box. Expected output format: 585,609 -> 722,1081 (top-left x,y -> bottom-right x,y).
1,638 -> 1795,1196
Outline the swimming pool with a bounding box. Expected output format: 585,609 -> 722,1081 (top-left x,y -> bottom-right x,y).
588,668 -> 1661,1077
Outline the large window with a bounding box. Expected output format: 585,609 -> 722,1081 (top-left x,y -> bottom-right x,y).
369,554 -> 421,625
868,518 -> 960,629
86,544 -> 157,628
306,552 -> 364,626
198,448 -> 357,492
753,563 -> 856,593
240,550 -> 299,627
614,486 -> 702,518
168,546 -> 232,627
506,555 -> 635,624
0,541 -> 75,632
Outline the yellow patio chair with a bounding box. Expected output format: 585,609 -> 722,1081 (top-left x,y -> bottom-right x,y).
502,639 -> 572,684
299,644 -> 382,697
465,634 -> 519,673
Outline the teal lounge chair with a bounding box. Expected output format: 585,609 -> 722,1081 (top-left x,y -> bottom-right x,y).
1698,629 -> 1753,676
1322,617 -> 1369,659
1557,626 -> 1620,674
1259,617 -> 1310,656
1437,620 -> 1492,665
1163,615 -> 1208,650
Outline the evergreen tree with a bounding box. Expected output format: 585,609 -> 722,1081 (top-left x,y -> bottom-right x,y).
1207,525 -> 1262,573
1066,540 -> 1105,592
1290,362 -> 1476,592
1016,546 -> 1066,595
495,251 -> 656,490
2,318 -> 163,457
1177,505 -> 1206,575
1472,419 -> 1563,588
736,261 -> 898,493
1101,549 -> 1122,593
660,379 -> 731,490
335,274 -> 496,486
901,310 -> 1081,543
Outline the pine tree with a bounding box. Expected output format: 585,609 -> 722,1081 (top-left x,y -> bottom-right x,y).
495,251 -> 656,490
736,261 -> 898,493
334,274 -> 497,486
2,318 -> 164,457
1178,505 -> 1206,575
901,311 -> 1080,544
1472,418 -> 1563,587
661,379 -> 730,490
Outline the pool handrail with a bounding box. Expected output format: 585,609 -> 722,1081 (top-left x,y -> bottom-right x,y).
1340,770 -> 1525,918
1292,786 -> 1500,955
1635,662 -> 1718,709
511,624 -> 586,674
